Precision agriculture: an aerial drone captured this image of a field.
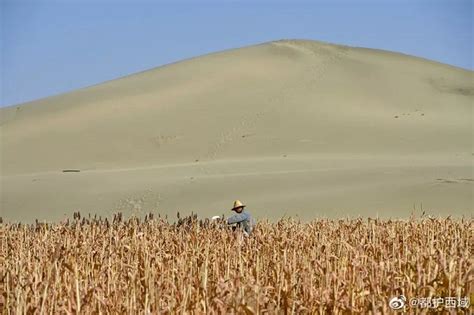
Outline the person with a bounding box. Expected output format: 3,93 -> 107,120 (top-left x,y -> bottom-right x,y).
227,200 -> 254,236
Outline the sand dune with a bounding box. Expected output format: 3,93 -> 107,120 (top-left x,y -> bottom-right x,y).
1,39 -> 473,222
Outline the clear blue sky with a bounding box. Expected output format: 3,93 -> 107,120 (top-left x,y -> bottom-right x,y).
1,0 -> 472,107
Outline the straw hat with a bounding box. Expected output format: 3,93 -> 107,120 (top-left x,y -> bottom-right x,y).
231,200 -> 245,211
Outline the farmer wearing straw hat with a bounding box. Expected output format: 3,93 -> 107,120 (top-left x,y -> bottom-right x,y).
227,200 -> 254,236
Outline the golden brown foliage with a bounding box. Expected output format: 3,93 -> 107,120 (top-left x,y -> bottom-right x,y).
1,213 -> 473,314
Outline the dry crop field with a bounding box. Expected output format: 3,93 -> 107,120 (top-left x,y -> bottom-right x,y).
1,213 -> 473,314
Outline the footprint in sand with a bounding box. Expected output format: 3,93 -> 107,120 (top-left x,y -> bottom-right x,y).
151,135 -> 181,148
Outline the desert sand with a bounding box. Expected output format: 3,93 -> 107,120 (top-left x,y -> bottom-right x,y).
1,39 -> 472,222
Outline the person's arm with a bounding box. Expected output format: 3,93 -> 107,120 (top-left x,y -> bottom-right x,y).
227,212 -> 249,224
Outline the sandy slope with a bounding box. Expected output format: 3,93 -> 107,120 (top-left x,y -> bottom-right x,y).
1,40 -> 473,222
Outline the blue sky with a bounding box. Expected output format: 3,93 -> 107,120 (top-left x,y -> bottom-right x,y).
1,0 -> 472,107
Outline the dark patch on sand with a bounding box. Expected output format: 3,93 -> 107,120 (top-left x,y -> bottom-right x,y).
428,78 -> 474,96
62,169 -> 81,173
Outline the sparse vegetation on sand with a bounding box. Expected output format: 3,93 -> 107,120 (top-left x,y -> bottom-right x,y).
1,213 -> 472,313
